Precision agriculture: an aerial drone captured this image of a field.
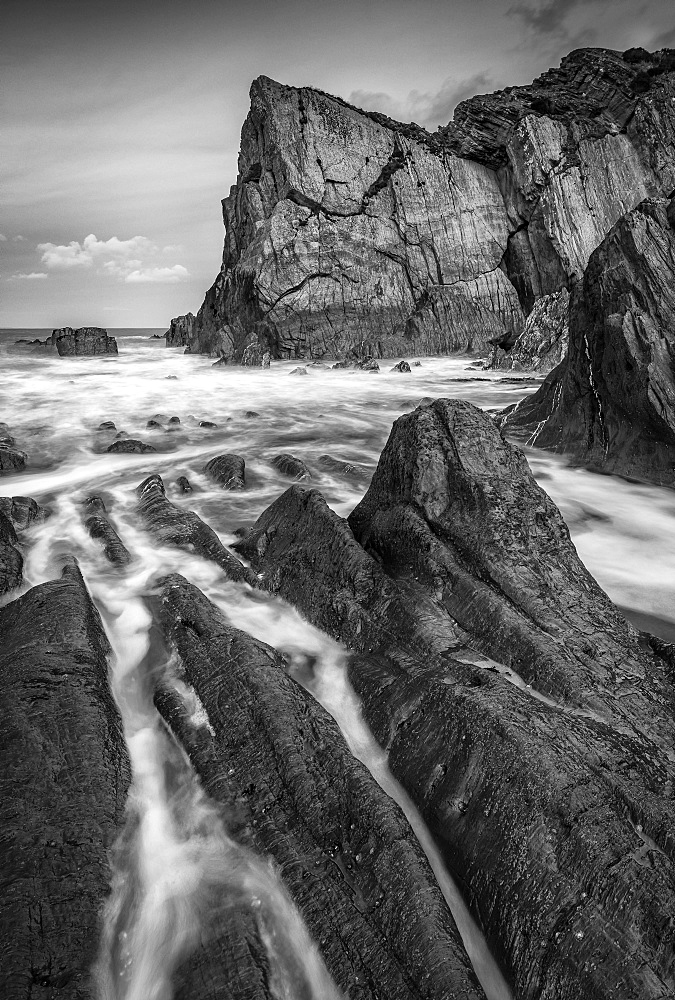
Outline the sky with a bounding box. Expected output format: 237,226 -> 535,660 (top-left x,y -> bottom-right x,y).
1,0 -> 673,328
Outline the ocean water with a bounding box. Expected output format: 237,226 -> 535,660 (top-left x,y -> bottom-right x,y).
2,327 -> 675,1000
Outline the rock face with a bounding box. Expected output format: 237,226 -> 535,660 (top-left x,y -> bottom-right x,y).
50,327 -> 119,356
500,196 -> 675,485
177,47 -> 674,361
0,511 -> 23,595
153,574 -> 484,1000
166,312 -> 196,347
0,562 -> 129,999
488,289 -> 569,371
233,401 -> 675,1000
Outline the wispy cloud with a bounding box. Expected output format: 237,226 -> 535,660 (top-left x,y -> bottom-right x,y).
348,72 -> 494,129
0,234 -> 7,242
8,272 -> 48,281
38,233 -> 155,271
508,0 -> 587,37
124,265 -> 189,284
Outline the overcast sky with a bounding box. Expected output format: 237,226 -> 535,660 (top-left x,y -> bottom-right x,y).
1,0 -> 672,328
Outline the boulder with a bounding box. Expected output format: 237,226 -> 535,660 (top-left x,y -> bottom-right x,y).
288,366 -> 307,376
499,197 -> 675,486
204,454 -> 246,490
0,446 -> 27,472
153,573 -> 484,1000
270,453 -> 311,480
136,474 -> 254,585
175,475 -> 192,492
50,327 -> 118,356
0,562 -> 129,999
106,439 -> 157,454
240,341 -> 263,366
317,454 -> 368,479
390,360 -> 411,372
0,495 -> 48,529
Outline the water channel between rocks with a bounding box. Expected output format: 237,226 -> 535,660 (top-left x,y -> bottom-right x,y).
3,330 -> 675,999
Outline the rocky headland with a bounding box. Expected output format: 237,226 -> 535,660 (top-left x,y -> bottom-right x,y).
168,46 -> 675,364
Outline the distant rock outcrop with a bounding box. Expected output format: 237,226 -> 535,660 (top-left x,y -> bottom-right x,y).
50,327 -> 119,356
175,46 -> 674,361
499,196 -> 675,485
165,312 -> 196,348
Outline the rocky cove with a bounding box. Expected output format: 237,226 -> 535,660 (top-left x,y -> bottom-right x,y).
2,42 -> 675,1000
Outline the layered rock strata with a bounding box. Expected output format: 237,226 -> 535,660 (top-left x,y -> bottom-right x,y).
233,400 -> 675,1000
153,573 -> 485,1000
0,562 -> 129,999
0,495 -> 48,594
50,327 -> 119,356
83,497 -> 132,566
488,289 -> 568,372
499,196 -> 675,485
178,47 -> 674,361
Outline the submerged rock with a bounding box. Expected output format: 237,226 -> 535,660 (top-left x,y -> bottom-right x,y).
499,197 -> 675,486
175,475 -> 192,492
50,327 -> 119,356
204,454 -> 246,490
270,453 -> 311,480
390,360 -> 411,372
136,474 -> 254,585
106,439 -> 157,454
288,366 -> 307,376
83,499 -> 132,567
233,403 -> 675,999
153,573 -> 485,1000
0,562 -> 129,998
317,454 -> 368,479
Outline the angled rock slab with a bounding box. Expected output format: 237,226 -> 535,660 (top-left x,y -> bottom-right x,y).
0,562 -> 129,1000
153,573 -> 485,1000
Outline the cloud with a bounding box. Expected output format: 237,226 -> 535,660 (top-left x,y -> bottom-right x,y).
651,25 -> 675,47
0,234 -> 7,242
38,233 -> 155,271
14,235 -> 25,241
8,271 -> 48,280
124,264 -> 189,284
348,72 -> 494,129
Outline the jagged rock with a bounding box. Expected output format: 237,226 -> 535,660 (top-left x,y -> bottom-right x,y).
317,454 -> 368,478
153,574 -> 484,1000
0,422 -> 15,447
233,409 -> 675,999
175,475 -> 192,492
488,289 -> 569,372
499,197 -> 675,485
180,48 -> 674,362
50,327 -> 118,356
204,454 -> 246,490
83,500 -> 132,566
331,360 -> 352,369
244,410 -> 260,418
390,360 -> 411,372
136,474 -> 254,585
356,359 -> 380,372
0,446 -> 27,472
261,351 -> 271,368
288,366 -> 307,376
0,562 -> 129,999
0,495 -> 48,529
0,511 -> 23,595
270,453 -> 311,480
240,341 -> 264,366
165,312 -> 196,348
106,439 -> 157,454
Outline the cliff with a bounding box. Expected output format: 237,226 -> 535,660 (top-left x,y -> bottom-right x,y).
177,46 -> 675,360
499,195 -> 675,486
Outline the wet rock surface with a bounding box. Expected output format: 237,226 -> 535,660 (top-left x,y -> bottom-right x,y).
233,402 -> 675,1000
270,453 -> 311,480
50,327 -> 119,356
500,197 -> 675,486
488,290 -> 569,372
83,498 -> 132,566
0,510 -> 23,595
136,474 -> 255,585
204,453 -> 246,490
0,445 -> 27,472
165,312 -> 197,348
107,438 -> 157,454
0,563 -> 130,1000
153,573 -> 485,1000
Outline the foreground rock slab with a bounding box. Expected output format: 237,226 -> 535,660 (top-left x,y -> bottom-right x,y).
153,573 -> 485,1000
499,197 -> 675,486
0,562 -> 129,999
234,403 -> 675,1000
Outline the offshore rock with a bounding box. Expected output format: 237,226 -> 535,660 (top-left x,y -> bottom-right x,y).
153,573 -> 484,1000
240,340 -> 263,365
183,48 -> 674,361
83,500 -> 132,567
204,454 -> 246,489
270,453 -> 311,480
391,360 -> 411,372
0,562 -> 129,1000
136,474 -> 255,585
106,438 -> 157,454
488,289 -> 569,372
50,327 -> 119,356
165,312 -> 196,348
233,419 -> 675,998
499,197 -> 675,485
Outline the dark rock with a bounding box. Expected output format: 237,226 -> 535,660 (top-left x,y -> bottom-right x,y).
204,454 -> 246,490
146,419 -> 164,430
356,359 -> 380,372
50,327 -> 118,356
412,361 -> 421,366
97,420 -> 116,431
165,312 -> 196,348
390,360 -> 411,372
261,351 -> 271,368
83,495 -> 107,515
166,374 -> 178,380
0,446 -> 27,472
114,430 -> 128,440
499,197 -> 675,486
168,416 -> 181,425
153,574 -> 484,1000
288,366 -> 307,376
136,475 -> 254,585
233,407 -> 675,999
176,476 -> 192,493
0,495 -> 48,529
244,410 -> 260,418
0,422 -> 16,447
199,420 -> 218,428
106,439 -> 156,454
317,454 -> 368,478
0,562 -> 129,998
0,510 -> 23,595
331,360 -> 352,369
240,341 -> 264,366
270,453 -> 311,480
83,502 -> 132,566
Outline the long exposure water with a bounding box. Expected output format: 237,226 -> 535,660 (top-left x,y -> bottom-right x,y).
3,328 -> 675,999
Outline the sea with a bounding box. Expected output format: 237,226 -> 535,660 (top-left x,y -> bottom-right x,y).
2,325 -> 674,1000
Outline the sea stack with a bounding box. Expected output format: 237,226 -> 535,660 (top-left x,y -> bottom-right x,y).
50,327 -> 119,356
